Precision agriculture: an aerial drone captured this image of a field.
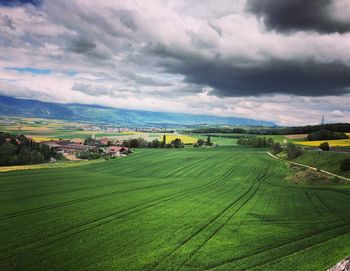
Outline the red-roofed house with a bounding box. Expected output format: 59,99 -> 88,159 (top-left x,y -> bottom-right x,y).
99,137 -> 110,145
106,146 -> 129,157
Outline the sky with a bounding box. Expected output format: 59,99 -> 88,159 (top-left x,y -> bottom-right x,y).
0,0 -> 349,126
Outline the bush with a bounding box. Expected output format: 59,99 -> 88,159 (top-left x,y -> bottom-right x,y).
271,142 -> 283,154
285,143 -> 303,159
319,142 -> 330,151
196,139 -> 205,147
340,159 -> 350,171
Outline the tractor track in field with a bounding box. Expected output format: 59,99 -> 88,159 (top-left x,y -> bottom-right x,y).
0,180 -> 182,220
151,169 -> 269,271
0,174 -> 190,202
87,182 -> 239,266
304,192 -> 322,215
247,225 -> 350,271
0,174 -> 231,260
0,175 -> 219,220
203,222 -> 350,271
180,172 -> 268,270
0,161 -> 240,220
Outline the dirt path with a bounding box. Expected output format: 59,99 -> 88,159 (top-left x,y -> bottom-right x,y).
267,152 -> 350,183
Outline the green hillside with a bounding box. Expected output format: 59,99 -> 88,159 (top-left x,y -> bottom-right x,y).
292,151 -> 350,178
1,147 -> 350,270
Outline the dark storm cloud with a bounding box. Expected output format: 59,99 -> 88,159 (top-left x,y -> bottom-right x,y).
68,37 -> 96,54
161,55 -> 350,97
246,0 -> 350,33
0,0 -> 42,7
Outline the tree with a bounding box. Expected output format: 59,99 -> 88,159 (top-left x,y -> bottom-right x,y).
151,139 -> 160,148
319,142 -> 330,151
271,142 -> 282,154
171,138 -> 183,148
196,139 -> 205,147
285,143 -> 303,159
206,135 -> 211,146
161,135 -> 166,148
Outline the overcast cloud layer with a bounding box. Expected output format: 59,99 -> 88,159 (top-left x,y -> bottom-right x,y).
0,0 -> 349,125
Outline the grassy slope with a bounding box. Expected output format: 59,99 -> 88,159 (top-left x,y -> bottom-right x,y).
1,147 -> 350,270
292,151 -> 350,178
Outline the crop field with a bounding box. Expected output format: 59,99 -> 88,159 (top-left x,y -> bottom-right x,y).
163,134 -> 198,144
0,117 -> 137,140
1,147 -> 350,271
296,139 -> 350,147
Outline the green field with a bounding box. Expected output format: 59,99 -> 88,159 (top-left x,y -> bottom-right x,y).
292,151 -> 350,178
1,147 -> 350,270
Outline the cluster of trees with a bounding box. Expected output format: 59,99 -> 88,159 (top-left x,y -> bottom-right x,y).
284,143 -> 303,159
270,142 -> 283,155
0,133 -> 62,166
237,136 -> 274,148
307,129 -> 348,141
193,135 -> 213,147
122,135 -> 184,148
269,142 -> 303,159
186,123 -> 350,136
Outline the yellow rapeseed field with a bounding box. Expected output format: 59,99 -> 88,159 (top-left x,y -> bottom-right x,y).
28,137 -> 59,142
162,134 -> 198,144
296,139 -> 350,147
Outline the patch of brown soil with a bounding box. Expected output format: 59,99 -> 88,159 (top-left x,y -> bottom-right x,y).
285,168 -> 345,184
284,134 -> 308,140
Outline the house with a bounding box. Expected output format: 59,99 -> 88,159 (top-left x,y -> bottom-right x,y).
41,140 -> 63,151
70,138 -> 84,144
59,144 -> 89,154
106,146 -> 129,157
41,140 -> 86,154
99,137 -> 110,145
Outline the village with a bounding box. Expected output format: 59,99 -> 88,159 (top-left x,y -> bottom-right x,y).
41,137 -> 130,160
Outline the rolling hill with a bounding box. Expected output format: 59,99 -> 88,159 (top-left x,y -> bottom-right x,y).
0,96 -> 275,127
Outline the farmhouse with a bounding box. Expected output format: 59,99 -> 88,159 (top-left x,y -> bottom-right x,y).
106,146 -> 129,157
59,144 -> 89,154
41,140 -> 88,154
70,138 -> 84,144
41,140 -> 69,150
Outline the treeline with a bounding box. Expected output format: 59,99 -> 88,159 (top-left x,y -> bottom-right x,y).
307,129 -> 348,141
0,133 -> 62,166
187,123 -> 350,135
122,135 -> 184,148
237,136 -> 274,148
187,127 -> 246,134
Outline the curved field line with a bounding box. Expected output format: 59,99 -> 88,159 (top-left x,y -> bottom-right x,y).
304,192 -> 322,215
0,176 -> 228,259
0,181 -> 182,220
247,226 -> 350,271
180,172 -> 268,269
204,222 -> 350,270
151,171 -> 268,271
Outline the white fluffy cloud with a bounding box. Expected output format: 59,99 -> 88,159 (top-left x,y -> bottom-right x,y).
0,0 -> 349,125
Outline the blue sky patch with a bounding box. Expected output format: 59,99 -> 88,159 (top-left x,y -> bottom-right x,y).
6,67 -> 52,75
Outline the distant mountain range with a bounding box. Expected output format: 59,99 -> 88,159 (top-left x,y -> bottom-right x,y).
0,96 -> 275,127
